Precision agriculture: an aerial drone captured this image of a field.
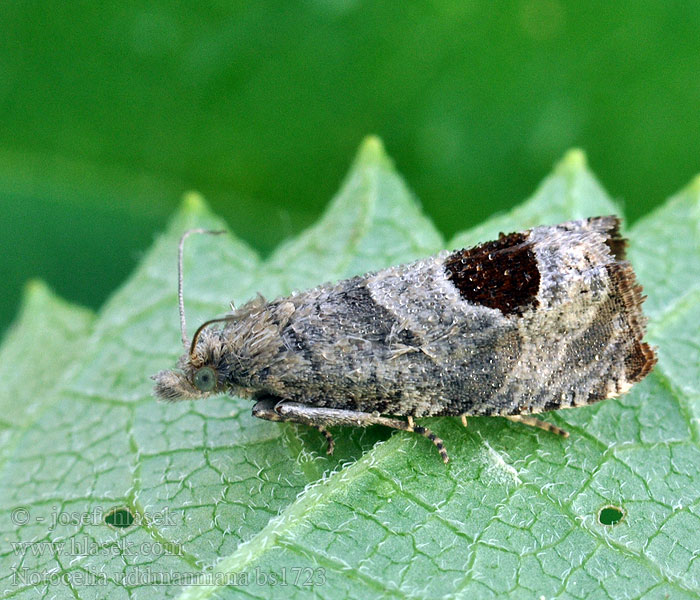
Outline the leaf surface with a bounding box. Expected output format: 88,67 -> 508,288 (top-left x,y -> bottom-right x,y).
1,140 -> 698,600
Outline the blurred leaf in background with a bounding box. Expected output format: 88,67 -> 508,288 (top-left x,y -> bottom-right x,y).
2,1 -> 700,332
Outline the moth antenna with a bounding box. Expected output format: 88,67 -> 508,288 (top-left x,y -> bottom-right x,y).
189,317 -> 236,358
178,229 -> 226,349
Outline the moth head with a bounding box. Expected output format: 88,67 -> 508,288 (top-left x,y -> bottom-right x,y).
152,324 -> 232,401
153,229 -> 235,401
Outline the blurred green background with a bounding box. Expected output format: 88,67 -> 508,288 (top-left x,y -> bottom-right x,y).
2,1 -> 700,333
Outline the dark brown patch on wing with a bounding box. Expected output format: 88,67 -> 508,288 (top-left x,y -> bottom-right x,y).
605,262 -> 657,383
444,231 -> 540,316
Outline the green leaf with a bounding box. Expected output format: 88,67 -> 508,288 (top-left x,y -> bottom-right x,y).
0,281 -> 94,463
1,139 -> 699,599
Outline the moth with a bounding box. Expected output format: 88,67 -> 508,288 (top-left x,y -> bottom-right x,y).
153,217 -> 656,463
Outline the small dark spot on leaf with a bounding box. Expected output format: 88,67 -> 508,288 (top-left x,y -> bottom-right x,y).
598,505 -> 624,526
105,507 -> 135,528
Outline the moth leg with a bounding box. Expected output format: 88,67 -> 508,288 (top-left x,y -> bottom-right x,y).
408,422 -> 450,464
250,398 -> 336,455
505,415 -> 569,438
313,424 -> 335,455
251,398 -> 450,463
399,416 -> 449,461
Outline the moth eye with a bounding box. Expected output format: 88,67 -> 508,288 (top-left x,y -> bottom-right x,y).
193,366 -> 217,392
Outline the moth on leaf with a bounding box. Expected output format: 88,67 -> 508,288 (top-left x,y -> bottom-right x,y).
153,217 -> 656,463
